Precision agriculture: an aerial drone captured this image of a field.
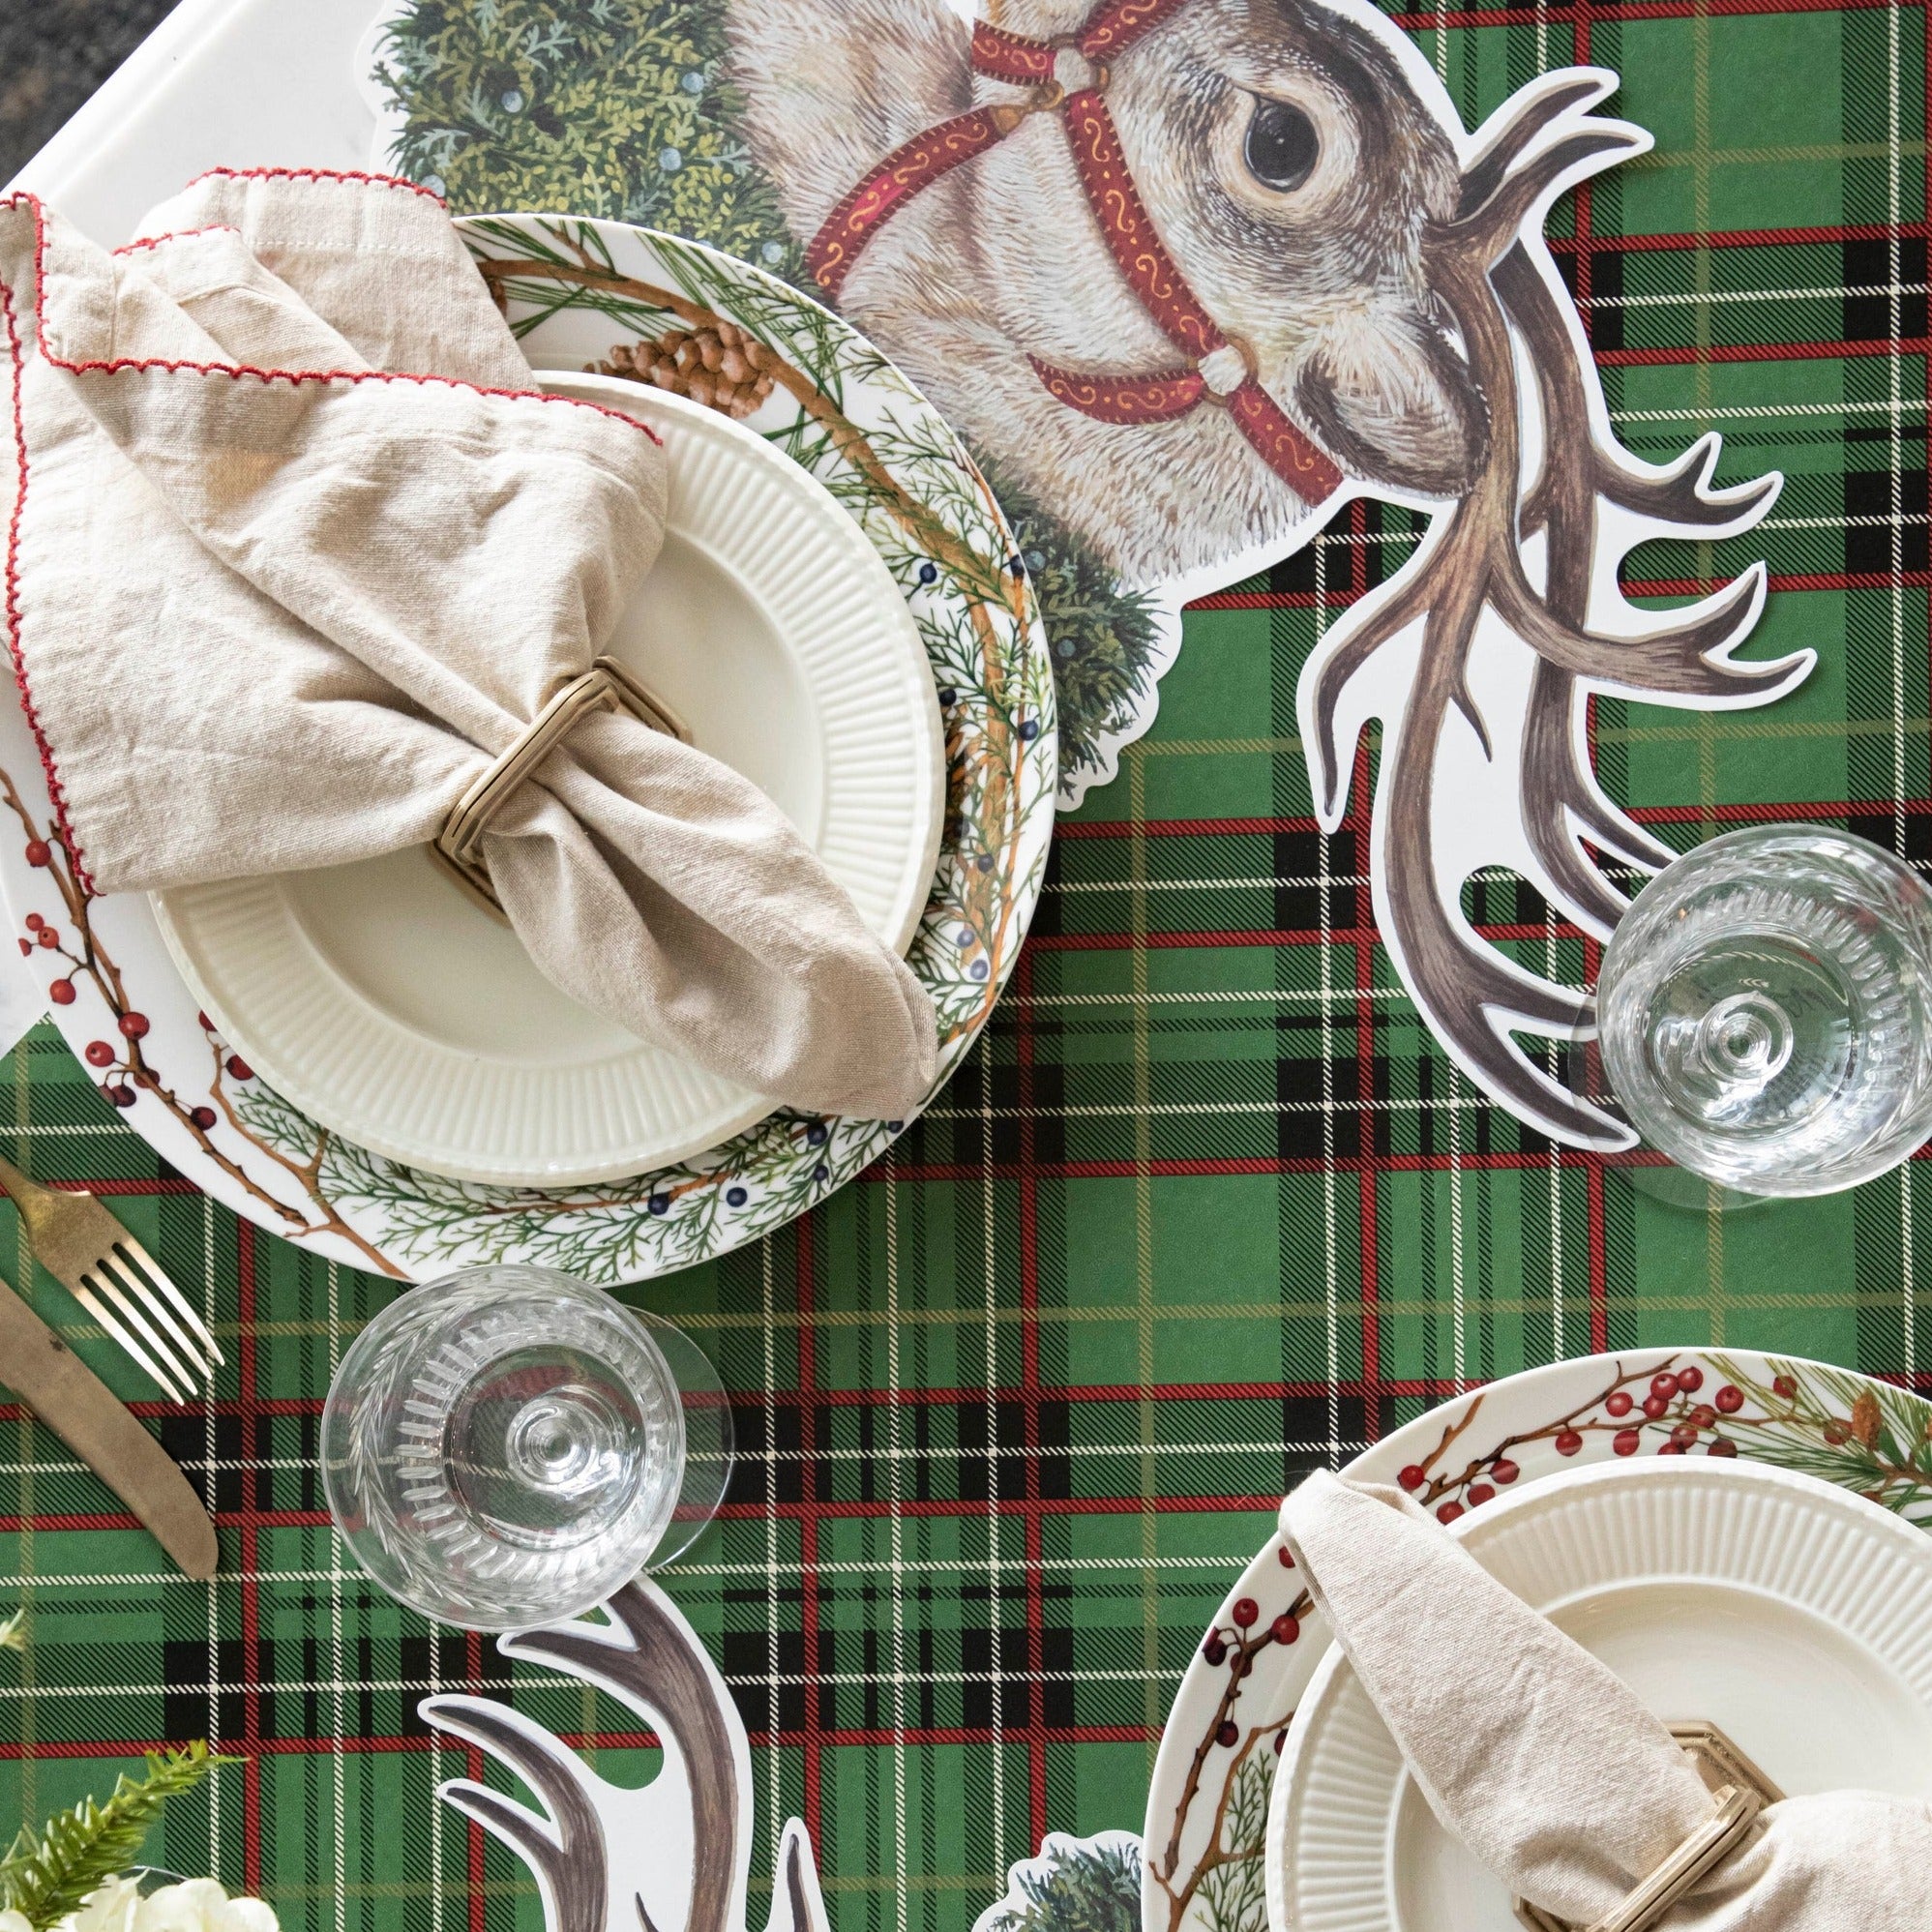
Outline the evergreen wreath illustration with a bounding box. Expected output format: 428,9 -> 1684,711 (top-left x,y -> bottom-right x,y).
363,0 -> 1807,1147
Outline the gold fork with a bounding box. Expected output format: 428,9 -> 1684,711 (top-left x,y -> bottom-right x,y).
0,1152 -> 223,1402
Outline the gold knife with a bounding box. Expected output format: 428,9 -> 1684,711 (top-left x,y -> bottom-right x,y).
0,1272 -> 218,1579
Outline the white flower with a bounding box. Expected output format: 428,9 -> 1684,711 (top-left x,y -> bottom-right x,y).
2,1908 -> 38,1932
56,1880 -> 277,1932
67,1877 -> 141,1932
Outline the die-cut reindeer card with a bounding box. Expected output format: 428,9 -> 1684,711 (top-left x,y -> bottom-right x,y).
366,0 -> 1807,1145
420,1581 -> 1142,1932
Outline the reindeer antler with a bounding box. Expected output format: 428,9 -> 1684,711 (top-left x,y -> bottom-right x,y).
503,1586 -> 745,1932
422,1581 -> 827,1932
424,1695 -> 609,1932
1299,71 -> 1813,1145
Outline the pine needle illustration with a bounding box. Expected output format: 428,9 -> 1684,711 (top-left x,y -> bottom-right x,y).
0,1743 -> 239,1930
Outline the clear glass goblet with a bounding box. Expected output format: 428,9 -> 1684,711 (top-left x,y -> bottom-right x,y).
1595,824 -> 1932,1197
321,1264 -> 732,1629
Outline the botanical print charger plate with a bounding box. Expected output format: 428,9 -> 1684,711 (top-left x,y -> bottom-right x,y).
1142,1351 -> 1932,1932
0,215 -> 1055,1283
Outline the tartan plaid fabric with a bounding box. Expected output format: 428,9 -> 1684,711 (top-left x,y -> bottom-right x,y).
3,5 -> 1931,1930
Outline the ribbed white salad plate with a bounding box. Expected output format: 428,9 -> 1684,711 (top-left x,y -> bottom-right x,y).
1265,1457 -> 1932,1932
152,376 -> 944,1185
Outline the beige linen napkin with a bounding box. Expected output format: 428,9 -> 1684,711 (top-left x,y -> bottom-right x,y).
1279,1471 -> 1932,1928
0,168 -> 936,1119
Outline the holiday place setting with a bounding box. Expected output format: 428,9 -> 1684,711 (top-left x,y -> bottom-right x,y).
2,3 -> 1932,1932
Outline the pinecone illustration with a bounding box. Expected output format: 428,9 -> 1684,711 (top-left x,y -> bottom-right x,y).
589,321 -> 777,421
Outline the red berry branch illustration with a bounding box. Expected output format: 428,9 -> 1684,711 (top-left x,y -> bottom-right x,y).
1395,1354 -> 1704,1518
1150,1553 -> 1308,1932
0,765 -> 401,1275
1394,1353 -> 1932,1522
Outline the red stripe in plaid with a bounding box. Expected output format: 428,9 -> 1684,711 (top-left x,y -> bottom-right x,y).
1017,948 -> 1047,1850
1351,709 -> 1382,1430
238,1218 -> 260,1896
1552,219 -> 1932,251
1405,0 -> 1915,23
1600,334 -> 1932,363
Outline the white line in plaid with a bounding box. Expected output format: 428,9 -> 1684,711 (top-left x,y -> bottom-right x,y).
1613,396 -> 1927,421
924,1097 -> 1575,1118
1315,523 -> 1342,1470
1595,278 -> 1928,308
0,1668 -> 1200,1698
2,1547 -> 1352,1589
1886,0 -> 1916,1378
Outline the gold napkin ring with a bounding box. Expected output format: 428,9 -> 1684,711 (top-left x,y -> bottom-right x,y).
1516,1723 -> 1779,1932
432,657 -> 690,918
1580,1784 -> 1762,1932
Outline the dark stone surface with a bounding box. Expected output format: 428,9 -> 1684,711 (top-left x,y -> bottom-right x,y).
1,0 -> 179,183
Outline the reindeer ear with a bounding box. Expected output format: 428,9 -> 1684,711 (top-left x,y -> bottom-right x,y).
1294,312 -> 1490,499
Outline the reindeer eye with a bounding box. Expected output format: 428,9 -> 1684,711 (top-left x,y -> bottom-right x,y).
1244,98 -> 1319,193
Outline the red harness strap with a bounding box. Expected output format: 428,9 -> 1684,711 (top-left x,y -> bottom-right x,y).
805,1 -> 1343,506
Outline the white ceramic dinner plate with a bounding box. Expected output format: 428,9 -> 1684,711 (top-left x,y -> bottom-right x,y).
1264,1457 -> 1932,1932
151,375 -> 945,1185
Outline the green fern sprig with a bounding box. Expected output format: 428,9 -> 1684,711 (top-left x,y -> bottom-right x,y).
0,1743 -> 238,1930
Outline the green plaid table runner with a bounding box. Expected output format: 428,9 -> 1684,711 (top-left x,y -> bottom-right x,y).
3,2 -> 1929,1928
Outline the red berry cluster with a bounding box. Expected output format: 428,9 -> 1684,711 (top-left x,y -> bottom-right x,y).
1199,1575 -> 1306,1748
18,909 -> 78,1004
1597,1367 -> 1742,1458
1399,1450 -> 1522,1523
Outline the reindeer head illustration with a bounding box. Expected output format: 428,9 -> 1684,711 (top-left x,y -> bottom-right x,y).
730,0 -> 1503,581
726,0 -> 1812,1144
981,0 -> 1492,502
